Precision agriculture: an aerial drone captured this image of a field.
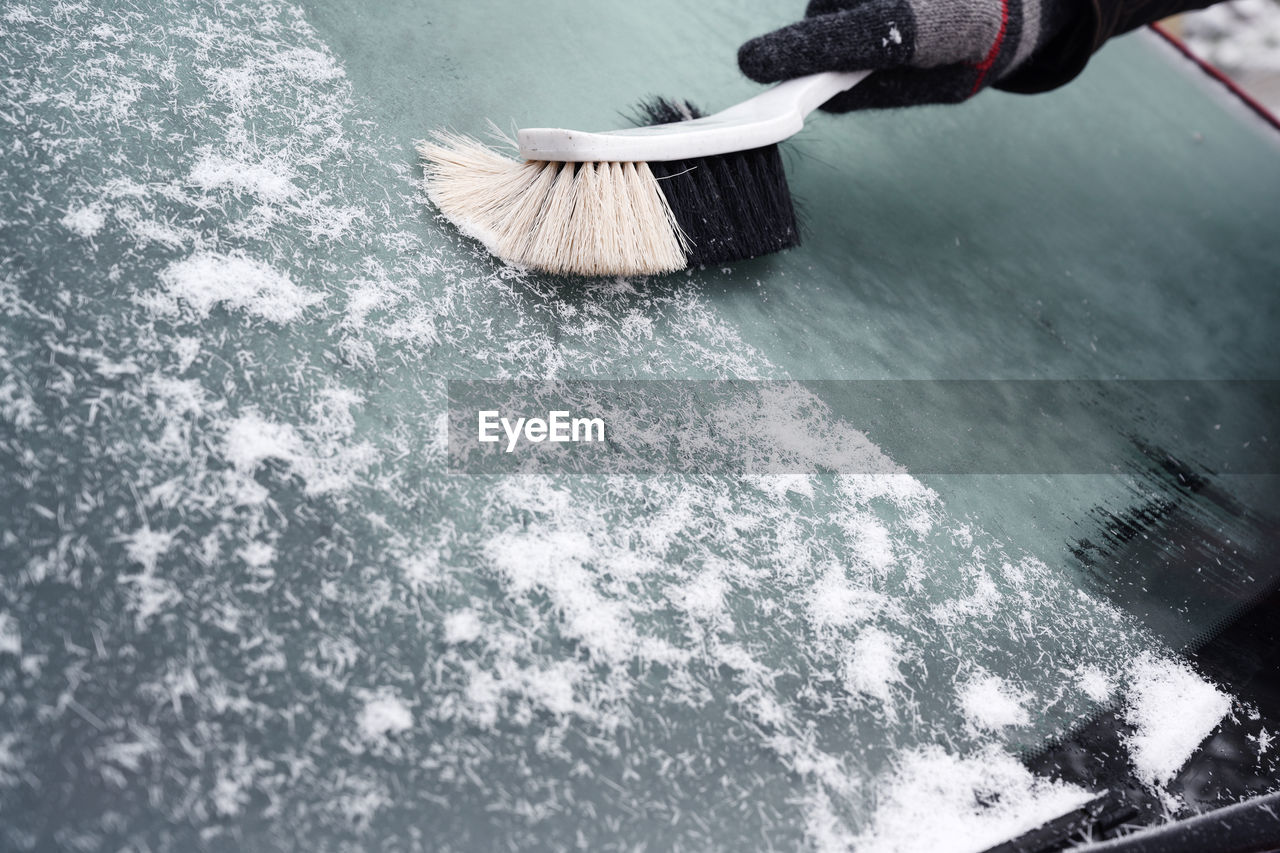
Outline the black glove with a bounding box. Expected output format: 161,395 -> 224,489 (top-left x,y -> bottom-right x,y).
738,0 -> 1073,110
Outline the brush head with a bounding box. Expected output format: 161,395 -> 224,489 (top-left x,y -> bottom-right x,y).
635,98 -> 800,268
418,98 -> 802,276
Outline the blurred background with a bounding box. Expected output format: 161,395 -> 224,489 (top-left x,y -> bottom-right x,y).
1174,0 -> 1280,113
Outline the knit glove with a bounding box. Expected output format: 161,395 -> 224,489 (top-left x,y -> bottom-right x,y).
738,0 -> 1072,110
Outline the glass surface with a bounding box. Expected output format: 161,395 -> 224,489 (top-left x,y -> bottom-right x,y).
1,0 -> 1278,850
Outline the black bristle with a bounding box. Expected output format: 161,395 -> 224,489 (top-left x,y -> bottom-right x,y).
631,97 -> 801,267
630,96 -> 707,125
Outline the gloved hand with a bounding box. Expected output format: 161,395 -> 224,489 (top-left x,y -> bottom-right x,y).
738,0 -> 1073,110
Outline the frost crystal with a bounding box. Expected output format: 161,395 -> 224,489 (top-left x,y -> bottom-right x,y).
1124,653 -> 1231,788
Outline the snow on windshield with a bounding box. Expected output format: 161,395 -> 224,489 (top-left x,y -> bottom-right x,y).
0,1 -> 1234,850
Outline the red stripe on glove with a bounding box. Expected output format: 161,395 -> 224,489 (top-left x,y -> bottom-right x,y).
970,0 -> 1010,95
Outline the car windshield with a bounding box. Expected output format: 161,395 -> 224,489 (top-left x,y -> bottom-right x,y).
2,1 -> 1278,850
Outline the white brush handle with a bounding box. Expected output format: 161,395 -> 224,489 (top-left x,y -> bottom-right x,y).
517,70 -> 870,163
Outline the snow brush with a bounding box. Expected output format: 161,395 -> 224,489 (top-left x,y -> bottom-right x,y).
417,70 -> 870,277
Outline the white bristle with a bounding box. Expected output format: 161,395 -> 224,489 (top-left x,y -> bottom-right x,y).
417,132 -> 688,277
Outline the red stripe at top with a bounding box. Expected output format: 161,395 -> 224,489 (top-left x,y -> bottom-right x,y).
970,0 -> 1011,96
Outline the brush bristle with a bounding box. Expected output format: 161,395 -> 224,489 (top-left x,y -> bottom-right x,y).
417,132 -> 687,277
635,97 -> 800,268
